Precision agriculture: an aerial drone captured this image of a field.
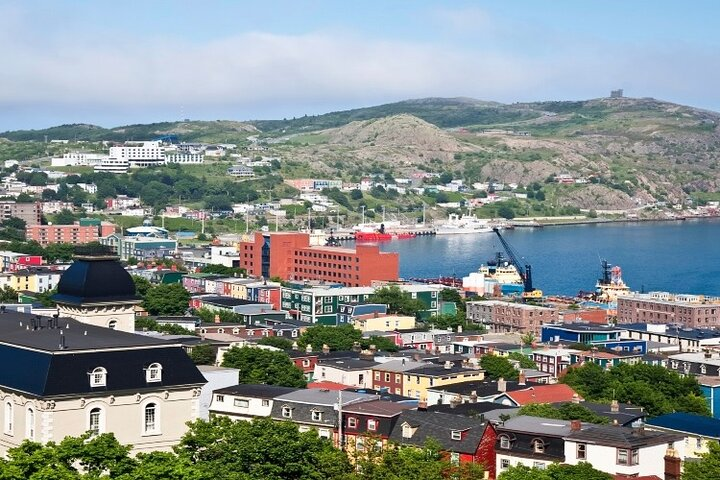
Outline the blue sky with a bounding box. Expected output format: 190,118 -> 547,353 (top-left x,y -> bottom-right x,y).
1,0 -> 718,130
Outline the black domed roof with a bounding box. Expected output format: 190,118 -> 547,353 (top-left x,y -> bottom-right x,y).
53,256 -> 141,305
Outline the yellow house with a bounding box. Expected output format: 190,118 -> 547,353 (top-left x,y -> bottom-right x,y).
403,362 -> 485,400
10,268 -> 62,293
352,313 -> 416,333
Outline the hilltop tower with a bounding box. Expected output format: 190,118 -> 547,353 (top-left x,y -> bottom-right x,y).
52,246 -> 141,332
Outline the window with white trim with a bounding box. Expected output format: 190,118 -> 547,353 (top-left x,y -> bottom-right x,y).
90,367 -> 107,387
533,439 -> 545,453
282,406 -> 293,418
500,459 -> 510,469
234,399 -> 249,408
311,410 -> 323,422
451,430 -> 462,441
576,443 -> 587,460
499,435 -> 510,449
146,363 -> 162,383
3,402 -> 12,435
367,419 -> 377,431
348,417 -> 358,428
144,403 -> 158,435
88,407 -> 102,435
26,408 -> 34,440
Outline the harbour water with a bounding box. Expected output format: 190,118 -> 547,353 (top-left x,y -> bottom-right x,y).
379,218 -> 720,297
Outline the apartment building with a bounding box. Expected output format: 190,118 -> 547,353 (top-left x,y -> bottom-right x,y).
109,141 -> 165,168
26,220 -> 116,246
0,201 -> 42,226
617,292 -> 720,328
467,300 -> 558,336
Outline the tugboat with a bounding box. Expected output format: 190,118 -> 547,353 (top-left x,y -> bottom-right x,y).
595,260 -> 630,302
355,223 -> 392,242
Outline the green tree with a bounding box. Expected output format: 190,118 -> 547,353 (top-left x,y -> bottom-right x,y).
143,283 -> 190,316
258,336 -> 295,350
683,440 -> 720,479
176,417 -> 352,480
132,275 -> 153,297
499,462 -> 611,480
497,204 -> 515,219
297,324 -> 363,351
361,335 -> 399,352
507,352 -> 537,369
369,285 -> 426,316
480,355 -> 518,380
350,189 -> 363,200
189,344 -> 216,366
53,209 -> 77,225
0,285 -> 18,303
517,403 -> 609,424
221,346 -> 307,387
44,243 -> 76,262
439,287 -> 465,312
439,172 -> 453,184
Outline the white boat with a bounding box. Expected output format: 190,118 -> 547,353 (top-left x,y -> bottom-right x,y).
435,214 -> 493,235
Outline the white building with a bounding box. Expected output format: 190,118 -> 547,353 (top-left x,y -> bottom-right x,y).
94,157 -> 129,174
313,358 -> 378,388
209,384 -> 299,421
109,141 -> 165,168
564,425 -> 685,478
165,153 -> 205,164
196,365 -> 240,420
51,152 -> 106,167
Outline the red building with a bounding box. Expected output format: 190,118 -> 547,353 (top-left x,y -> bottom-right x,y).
26,222 -> 116,246
341,400 -> 414,452
237,232 -> 399,287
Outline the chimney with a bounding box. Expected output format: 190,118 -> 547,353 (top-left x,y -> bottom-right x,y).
305,343 -> 313,353
570,420 -> 581,431
214,314 -> 221,324
444,360 -> 452,370
457,324 -> 462,333
417,400 -> 428,411
664,447 -> 681,480
518,370 -> 526,386
322,344 -> 330,354
351,341 -> 362,352
369,344 -> 377,354
610,399 -> 619,413
470,390 -> 478,403
497,378 -> 507,393
412,353 -> 421,362
292,341 -> 298,350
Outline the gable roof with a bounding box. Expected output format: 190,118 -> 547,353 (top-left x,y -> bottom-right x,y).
388,410 -> 489,454
502,384 -> 580,405
646,412 -> 720,439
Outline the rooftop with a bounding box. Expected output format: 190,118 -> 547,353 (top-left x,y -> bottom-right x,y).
622,323 -> 720,341
200,296 -> 273,308
504,384 -> 581,405
373,359 -> 430,373
646,412 -> 720,439
544,323 -> 622,332
406,364 -> 481,377
213,384 -> 300,398
499,415 -> 579,436
342,399 -> 414,416
566,425 -> 684,447
274,388 -> 376,406
0,312 -> 167,352
316,358 -> 379,370
52,255 -> 140,305
428,379 -> 527,397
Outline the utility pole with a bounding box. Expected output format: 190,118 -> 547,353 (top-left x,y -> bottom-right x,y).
422,203 -> 426,226
361,205 -> 366,226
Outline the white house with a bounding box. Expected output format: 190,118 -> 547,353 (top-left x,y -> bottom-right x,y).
209,384 -> 299,421
312,358 -> 378,388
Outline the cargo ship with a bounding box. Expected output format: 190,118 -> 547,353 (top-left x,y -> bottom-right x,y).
595,260 -> 630,302
462,252 -> 525,296
435,214 -> 493,235
355,224 -> 392,242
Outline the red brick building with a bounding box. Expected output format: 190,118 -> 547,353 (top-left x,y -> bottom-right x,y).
237,232 -> 399,287
26,222 -> 116,246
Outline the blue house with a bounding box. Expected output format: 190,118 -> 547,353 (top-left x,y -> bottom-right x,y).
646,412 -> 720,457
542,323 -> 646,354
700,377 -> 720,419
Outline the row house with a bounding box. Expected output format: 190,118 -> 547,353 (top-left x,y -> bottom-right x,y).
341,400 -> 414,454
288,348 -> 357,382
389,409 -> 497,477
0,251 -> 43,272
351,313 -> 416,333
183,274 -> 226,294
403,363 -> 485,400
313,358 -> 378,388
396,328 -> 457,352
270,389 -> 376,444
371,359 -> 430,396
337,303 -> 387,325
427,378 -> 530,406
10,267 -> 64,293
617,293 -> 720,329
209,384 -> 298,421
467,300 -> 558,337
620,323 -> 720,353
531,347 -> 579,377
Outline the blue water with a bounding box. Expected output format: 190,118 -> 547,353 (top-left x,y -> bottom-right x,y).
378,218 -> 720,296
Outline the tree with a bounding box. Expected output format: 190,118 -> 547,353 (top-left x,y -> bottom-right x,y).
517,403 -> 609,424
53,209 -> 77,225
520,332 -> 536,346
497,204 -> 515,219
369,285 -> 426,317
350,189 -> 363,200
221,346 -> 307,387
439,172 -> 453,184
44,243 -> 76,262
297,324 -> 363,351
177,417 -> 352,480
682,440 -> 720,479
189,344 -> 216,365
258,336 -> 294,350
0,285 -> 18,303
535,190 -> 546,201
507,352 -> 537,369
362,335 -> 399,352
480,355 -> 518,380
143,283 -> 190,316
439,287 -> 464,312
499,462 -> 611,480
132,275 -> 153,297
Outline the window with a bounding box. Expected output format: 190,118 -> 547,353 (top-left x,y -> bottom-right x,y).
108,320 -> 117,329
234,399 -> 249,408
375,372 -> 380,380
90,367 -> 107,387
367,419 -> 377,431
617,448 -> 629,465
216,395 -> 225,402
3,402 -> 12,435
500,459 -> 510,469
533,461 -> 546,469
144,403 -> 158,434
146,363 -> 162,383
282,406 -> 292,418
261,399 -> 270,407
348,417 -> 358,428
631,448 -> 639,465
302,359 -> 311,367
533,439 -> 545,453
697,437 -> 703,449
318,428 -> 330,439
450,452 -> 460,465
576,443 -> 587,460
451,430 -> 462,441
499,435 -> 510,449
88,407 -> 102,435
311,410 -> 323,422
26,408 -> 34,440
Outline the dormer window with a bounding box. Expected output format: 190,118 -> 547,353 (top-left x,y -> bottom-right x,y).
90,367 -> 107,387
451,430 -> 462,441
146,363 -> 162,383
311,410 -> 323,422
282,406 -> 293,418
402,423 -> 413,439
701,365 -> 707,374
533,439 -> 545,453
499,435 -> 511,449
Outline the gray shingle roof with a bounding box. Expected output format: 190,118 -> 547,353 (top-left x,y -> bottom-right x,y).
388,410 -> 488,454
565,425 -> 684,447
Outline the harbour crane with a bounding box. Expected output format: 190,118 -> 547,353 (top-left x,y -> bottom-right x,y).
492,228 -> 542,300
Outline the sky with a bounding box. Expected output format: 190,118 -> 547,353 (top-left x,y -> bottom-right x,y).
1,0 -> 719,131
